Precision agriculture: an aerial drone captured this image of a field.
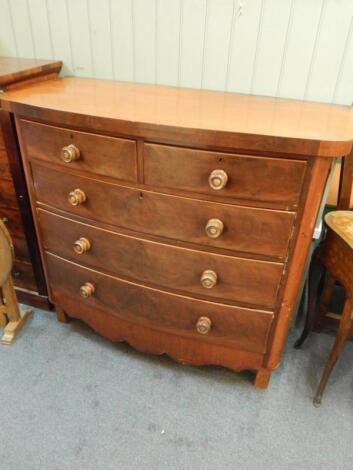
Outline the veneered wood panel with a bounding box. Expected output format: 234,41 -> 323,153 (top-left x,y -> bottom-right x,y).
46,253 -> 274,354
19,119 -> 137,183
38,209 -> 284,309
3,78 -> 353,157
31,162 -> 295,259
0,178 -> 18,209
143,143 -> 306,209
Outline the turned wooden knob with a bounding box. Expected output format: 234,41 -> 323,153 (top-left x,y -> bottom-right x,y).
68,189 -> 86,206
196,316 -> 212,335
61,144 -> 80,163
73,237 -> 91,254
205,218 -> 224,238
79,282 -> 95,298
208,169 -> 228,190
200,269 -> 218,289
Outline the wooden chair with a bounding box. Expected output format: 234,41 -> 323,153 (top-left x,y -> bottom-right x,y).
296,211 -> 353,406
0,219 -> 31,344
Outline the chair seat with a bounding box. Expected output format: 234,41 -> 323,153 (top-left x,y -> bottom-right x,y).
325,211 -> 353,250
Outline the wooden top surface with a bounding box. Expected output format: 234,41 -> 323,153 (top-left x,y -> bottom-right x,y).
325,211 -> 353,249
0,57 -> 62,88
2,76 -> 353,157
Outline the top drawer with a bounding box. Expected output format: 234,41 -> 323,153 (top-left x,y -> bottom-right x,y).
143,144 -> 306,209
17,119 -> 137,183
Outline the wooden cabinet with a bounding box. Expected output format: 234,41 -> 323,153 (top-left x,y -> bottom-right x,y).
0,57 -> 62,307
2,77 -> 352,387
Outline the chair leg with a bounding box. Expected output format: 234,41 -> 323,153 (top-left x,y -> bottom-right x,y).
295,245 -> 324,349
313,295 -> 353,407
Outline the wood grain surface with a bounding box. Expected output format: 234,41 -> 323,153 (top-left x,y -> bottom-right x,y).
2,77 -> 353,157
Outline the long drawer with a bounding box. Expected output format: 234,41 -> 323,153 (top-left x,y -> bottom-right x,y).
31,163 -> 295,259
144,143 -> 306,208
18,119 -> 137,182
0,148 -> 11,179
12,259 -> 37,291
46,253 -> 274,354
37,209 -> 283,308
0,206 -> 24,237
0,178 -> 18,209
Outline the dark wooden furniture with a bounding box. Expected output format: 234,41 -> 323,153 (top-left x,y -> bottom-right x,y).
2,78 -> 353,387
0,57 -> 62,308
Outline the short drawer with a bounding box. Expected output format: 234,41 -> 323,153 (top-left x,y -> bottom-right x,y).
18,119 -> 137,183
0,178 -> 18,209
46,253 -> 274,354
144,144 -> 306,209
38,209 -> 284,309
32,163 -> 295,259
0,149 -> 11,179
0,206 -> 24,237
12,259 -> 37,291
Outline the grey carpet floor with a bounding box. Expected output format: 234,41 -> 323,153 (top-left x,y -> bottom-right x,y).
0,308 -> 352,470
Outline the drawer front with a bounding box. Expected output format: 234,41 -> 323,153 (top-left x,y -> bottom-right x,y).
32,163 -> 295,259
38,209 -> 283,309
12,236 -> 31,262
0,206 -> 24,237
46,253 -> 274,354
18,119 -> 138,182
144,144 -> 306,208
0,128 -> 4,149
12,259 -> 37,291
0,178 -> 18,209
0,149 -> 11,179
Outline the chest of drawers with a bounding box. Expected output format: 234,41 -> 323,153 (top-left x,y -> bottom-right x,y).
2,77 -> 352,387
0,57 -> 62,307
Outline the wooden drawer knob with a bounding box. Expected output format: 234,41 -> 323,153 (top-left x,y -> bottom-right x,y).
61,144 -> 80,163
68,189 -> 86,206
200,269 -> 218,289
74,237 -> 91,254
79,282 -> 95,298
196,316 -> 212,335
205,218 -> 224,238
209,169 -> 228,190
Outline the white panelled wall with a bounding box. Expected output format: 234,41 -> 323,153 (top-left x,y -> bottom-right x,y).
0,0 -> 353,104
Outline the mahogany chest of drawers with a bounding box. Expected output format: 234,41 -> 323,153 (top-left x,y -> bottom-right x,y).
0,57 -> 62,307
2,77 -> 352,387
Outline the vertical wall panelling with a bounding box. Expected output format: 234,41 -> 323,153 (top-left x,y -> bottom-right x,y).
156,0 -> 181,86
87,0 -> 113,79
110,0 -> 135,82
133,0 -> 156,84
277,0 -> 324,100
202,0 -> 234,90
27,0 -> 53,60
179,0 -> 207,88
251,0 -> 293,97
8,0 -> 35,58
46,0 -> 73,75
333,15 -> 353,105
305,0 -> 353,103
1,0 -> 353,105
0,0 -> 17,56
227,0 -> 263,94
66,0 -> 93,77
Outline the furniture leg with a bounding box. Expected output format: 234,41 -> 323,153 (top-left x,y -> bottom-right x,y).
295,245 -> 324,348
255,368 -> 271,389
313,295 -> 353,407
0,277 -> 32,345
56,305 -> 69,323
